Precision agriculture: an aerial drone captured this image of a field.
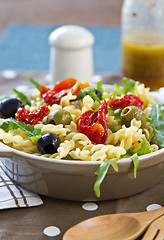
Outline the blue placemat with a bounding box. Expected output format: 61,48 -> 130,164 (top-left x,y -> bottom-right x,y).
0,23 -> 121,72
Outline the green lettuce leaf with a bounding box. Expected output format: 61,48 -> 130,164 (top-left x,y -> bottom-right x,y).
94,158 -> 119,198
23,74 -> 41,90
137,138 -> 151,155
122,77 -> 140,94
131,153 -> 139,178
0,118 -> 41,142
96,80 -> 112,99
148,104 -> 164,147
111,78 -> 140,96
77,87 -> 101,103
102,93 -> 111,99
114,108 -> 122,122
122,153 -> 132,158
108,108 -> 122,122
112,83 -> 124,96
12,88 -> 31,106
94,153 -> 141,197
96,80 -> 104,93
108,124 -> 116,133
148,132 -> 155,143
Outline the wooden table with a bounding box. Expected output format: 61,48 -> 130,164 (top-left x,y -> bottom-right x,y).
0,71 -> 122,95
0,0 -> 123,33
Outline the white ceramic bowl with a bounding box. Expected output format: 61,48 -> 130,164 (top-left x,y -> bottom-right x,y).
0,90 -> 164,201
0,141 -> 164,201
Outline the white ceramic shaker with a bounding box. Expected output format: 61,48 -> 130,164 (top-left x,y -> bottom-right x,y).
48,25 -> 95,83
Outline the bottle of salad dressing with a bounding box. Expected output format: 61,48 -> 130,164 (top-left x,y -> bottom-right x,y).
121,0 -> 164,90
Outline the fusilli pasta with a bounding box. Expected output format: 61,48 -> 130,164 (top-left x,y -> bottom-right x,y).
0,77 -> 160,162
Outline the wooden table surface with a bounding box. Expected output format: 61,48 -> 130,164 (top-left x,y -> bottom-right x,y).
0,71 -> 122,95
0,0 -> 123,33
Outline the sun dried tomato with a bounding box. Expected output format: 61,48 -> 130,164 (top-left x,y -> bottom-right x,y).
15,106 -> 49,125
53,78 -> 77,92
108,94 -> 143,110
76,100 -> 108,144
40,79 -> 91,105
40,86 -> 68,105
40,78 -> 79,105
98,100 -> 108,143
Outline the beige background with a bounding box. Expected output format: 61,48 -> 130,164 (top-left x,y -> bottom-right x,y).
0,0 -> 123,32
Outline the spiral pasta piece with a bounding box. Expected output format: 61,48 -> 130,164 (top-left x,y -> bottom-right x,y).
81,95 -> 94,113
60,92 -> 76,107
54,140 -> 75,159
105,125 -> 144,151
143,122 -> 154,140
35,123 -> 69,139
69,148 -> 91,161
134,84 -> 155,108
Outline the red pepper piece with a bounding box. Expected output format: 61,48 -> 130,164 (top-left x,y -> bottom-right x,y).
15,106 -> 49,125
77,100 -> 108,144
108,94 -> 143,110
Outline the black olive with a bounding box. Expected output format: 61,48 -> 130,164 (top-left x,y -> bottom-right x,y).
95,89 -> 102,100
37,132 -> 61,154
0,98 -> 24,118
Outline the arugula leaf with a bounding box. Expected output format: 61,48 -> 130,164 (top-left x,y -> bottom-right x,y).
94,153 -> 140,197
108,124 -> 116,133
12,88 -> 31,106
137,138 -> 151,155
77,87 -> 101,103
122,77 -> 140,94
112,83 -> 124,96
94,158 -> 119,198
23,74 -> 41,90
102,93 -> 112,99
148,104 -> 164,147
96,80 -> 104,93
131,153 -> 139,178
122,153 -> 132,158
108,108 -> 122,122
129,138 -> 151,157
0,118 -> 41,142
111,78 -> 140,96
148,132 -> 155,143
114,108 -> 122,122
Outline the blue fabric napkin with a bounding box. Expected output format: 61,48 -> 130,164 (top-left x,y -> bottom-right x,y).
0,23 -> 121,73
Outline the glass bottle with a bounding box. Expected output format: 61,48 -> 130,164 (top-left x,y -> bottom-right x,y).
121,0 -> 164,90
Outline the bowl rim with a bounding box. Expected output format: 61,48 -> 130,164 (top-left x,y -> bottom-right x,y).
1,141 -> 164,169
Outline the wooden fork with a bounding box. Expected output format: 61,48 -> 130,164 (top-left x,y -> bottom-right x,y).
142,214 -> 164,240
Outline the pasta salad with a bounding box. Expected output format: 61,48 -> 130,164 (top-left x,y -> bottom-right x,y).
0,76 -> 163,197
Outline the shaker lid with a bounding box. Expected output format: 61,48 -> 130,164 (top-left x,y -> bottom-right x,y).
49,25 -> 94,50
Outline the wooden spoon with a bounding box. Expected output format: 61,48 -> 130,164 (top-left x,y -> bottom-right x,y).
63,207 -> 164,240
142,214 -> 164,240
